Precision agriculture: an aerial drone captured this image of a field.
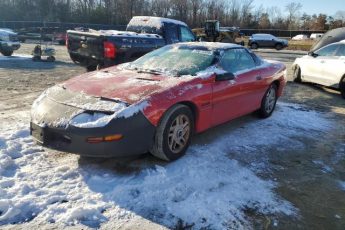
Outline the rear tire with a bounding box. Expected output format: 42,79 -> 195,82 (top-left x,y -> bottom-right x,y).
275,43 -> 283,50
293,65 -> 302,83
150,104 -> 194,161
251,43 -> 258,49
0,50 -> 13,56
47,56 -> 55,62
69,53 -> 79,64
258,84 -> 278,118
340,77 -> 345,99
86,65 -> 97,72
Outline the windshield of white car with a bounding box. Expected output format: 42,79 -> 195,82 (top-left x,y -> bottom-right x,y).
126,45 -> 216,76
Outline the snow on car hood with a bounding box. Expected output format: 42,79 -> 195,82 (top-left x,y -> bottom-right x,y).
62,67 -> 195,105
31,68 -> 199,128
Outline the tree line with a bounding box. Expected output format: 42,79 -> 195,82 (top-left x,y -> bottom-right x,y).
0,0 -> 344,30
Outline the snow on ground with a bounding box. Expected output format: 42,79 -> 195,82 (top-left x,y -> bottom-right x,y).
0,102 -> 333,229
0,54 -> 32,61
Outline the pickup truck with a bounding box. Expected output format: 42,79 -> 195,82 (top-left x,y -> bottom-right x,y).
66,16 -> 196,71
0,29 -> 21,56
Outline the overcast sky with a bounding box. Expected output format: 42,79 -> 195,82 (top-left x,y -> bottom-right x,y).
254,0 -> 344,16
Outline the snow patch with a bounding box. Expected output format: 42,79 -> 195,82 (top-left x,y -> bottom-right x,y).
70,100 -> 150,128
98,30 -> 162,39
0,54 -> 32,61
128,16 -> 187,29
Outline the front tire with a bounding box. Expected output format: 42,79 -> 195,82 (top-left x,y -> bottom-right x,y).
293,65 -> 302,83
1,50 -> 13,56
258,84 -> 278,118
150,104 -> 194,161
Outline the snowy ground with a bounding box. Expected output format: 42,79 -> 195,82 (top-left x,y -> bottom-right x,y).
0,102 -> 334,229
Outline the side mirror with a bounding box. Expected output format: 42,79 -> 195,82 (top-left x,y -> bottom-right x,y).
215,72 -> 235,81
308,51 -> 318,58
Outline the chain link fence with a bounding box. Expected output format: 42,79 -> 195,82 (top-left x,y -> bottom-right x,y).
1,20 -> 326,38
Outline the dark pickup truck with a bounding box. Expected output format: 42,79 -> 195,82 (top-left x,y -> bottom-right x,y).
67,16 -> 196,71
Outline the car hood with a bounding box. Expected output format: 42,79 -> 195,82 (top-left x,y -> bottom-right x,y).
62,67 -> 190,105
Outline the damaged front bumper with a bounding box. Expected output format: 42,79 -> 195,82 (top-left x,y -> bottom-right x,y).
30,87 -> 155,158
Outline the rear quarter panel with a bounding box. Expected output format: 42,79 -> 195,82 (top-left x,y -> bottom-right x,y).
260,61 -> 287,97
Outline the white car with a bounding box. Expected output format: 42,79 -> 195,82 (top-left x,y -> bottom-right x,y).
292,34 -> 309,41
292,40 -> 345,98
310,33 -> 324,40
0,29 -> 21,56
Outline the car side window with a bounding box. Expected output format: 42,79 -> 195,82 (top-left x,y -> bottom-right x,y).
220,49 -> 256,73
164,23 -> 179,44
315,44 -> 340,57
180,26 -> 195,42
335,44 -> 345,57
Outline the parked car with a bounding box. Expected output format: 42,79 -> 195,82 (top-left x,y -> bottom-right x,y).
53,31 -> 67,45
310,27 -> 345,52
17,27 -> 66,43
248,33 -> 288,50
292,40 -> 345,98
30,42 -> 287,161
66,16 -> 196,71
0,28 -> 15,33
292,34 -> 309,41
0,29 -> 21,56
310,33 -> 324,40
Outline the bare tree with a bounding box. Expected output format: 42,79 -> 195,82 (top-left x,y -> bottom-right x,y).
285,2 -> 302,30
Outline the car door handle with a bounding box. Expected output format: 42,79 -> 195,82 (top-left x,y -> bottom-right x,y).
320,60 -> 325,64
256,75 -> 262,80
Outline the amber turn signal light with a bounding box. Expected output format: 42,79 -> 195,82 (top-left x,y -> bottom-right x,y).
86,134 -> 123,143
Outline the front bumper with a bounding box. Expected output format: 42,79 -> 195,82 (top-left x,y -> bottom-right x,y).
30,92 -> 156,158
30,111 -> 155,157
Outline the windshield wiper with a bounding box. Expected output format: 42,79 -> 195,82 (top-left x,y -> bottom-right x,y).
136,68 -> 163,75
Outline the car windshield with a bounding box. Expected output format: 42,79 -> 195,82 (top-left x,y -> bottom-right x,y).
127,45 -> 216,76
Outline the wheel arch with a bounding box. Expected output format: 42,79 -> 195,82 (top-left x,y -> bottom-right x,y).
272,79 -> 280,90
156,101 -> 198,131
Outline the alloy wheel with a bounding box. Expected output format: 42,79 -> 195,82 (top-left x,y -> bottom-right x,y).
168,114 -> 191,154
265,87 -> 276,113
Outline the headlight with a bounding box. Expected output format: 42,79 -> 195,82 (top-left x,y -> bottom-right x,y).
70,112 -> 113,128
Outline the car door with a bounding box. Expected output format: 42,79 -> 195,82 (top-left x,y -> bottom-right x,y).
260,35 -> 273,47
304,44 -> 340,85
321,44 -> 345,87
212,48 -> 262,126
267,35 -> 277,47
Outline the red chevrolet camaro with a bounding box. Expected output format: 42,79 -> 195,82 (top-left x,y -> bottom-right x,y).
30,42 -> 287,161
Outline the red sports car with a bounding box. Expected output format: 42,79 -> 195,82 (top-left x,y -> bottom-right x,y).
30,42 -> 287,161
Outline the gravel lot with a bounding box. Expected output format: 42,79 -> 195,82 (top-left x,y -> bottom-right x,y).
1,44 -> 345,229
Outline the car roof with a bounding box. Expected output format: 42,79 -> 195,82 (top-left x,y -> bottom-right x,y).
252,33 -> 273,36
129,16 -> 187,27
175,42 -> 242,51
